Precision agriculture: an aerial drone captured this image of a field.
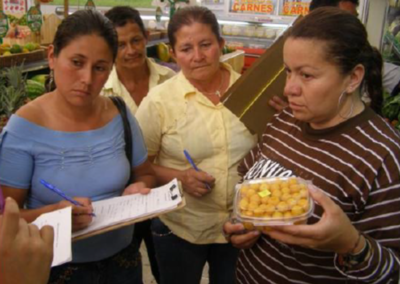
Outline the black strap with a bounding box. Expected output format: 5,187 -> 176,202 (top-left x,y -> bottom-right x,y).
110,96 -> 133,184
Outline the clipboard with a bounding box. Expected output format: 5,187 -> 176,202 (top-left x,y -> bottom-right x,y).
72,179 -> 185,241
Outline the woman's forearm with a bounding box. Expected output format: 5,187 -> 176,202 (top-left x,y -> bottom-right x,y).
151,163 -> 185,186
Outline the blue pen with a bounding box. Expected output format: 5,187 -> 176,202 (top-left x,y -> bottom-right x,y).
0,184 -> 4,214
183,150 -> 211,190
40,179 -> 96,217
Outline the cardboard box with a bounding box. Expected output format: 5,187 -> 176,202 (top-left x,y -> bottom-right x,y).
221,34 -> 287,136
220,49 -> 245,74
221,17 -> 302,136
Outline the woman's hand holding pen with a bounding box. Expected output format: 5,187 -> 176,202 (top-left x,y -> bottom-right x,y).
181,168 -> 215,198
57,197 -> 93,232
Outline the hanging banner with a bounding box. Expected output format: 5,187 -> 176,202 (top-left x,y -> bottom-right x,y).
279,0 -> 311,16
226,0 -> 278,16
2,0 -> 26,13
0,11 -> 9,38
27,6 -> 42,32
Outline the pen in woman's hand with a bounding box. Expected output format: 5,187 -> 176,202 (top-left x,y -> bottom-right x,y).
40,179 -> 96,217
183,150 -> 212,190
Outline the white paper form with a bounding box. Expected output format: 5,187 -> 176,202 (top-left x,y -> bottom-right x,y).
32,206 -> 72,267
72,179 -> 182,238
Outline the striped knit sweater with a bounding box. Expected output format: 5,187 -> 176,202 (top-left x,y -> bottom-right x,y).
237,107 -> 400,283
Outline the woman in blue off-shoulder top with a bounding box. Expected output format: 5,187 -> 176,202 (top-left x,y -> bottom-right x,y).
0,10 -> 156,284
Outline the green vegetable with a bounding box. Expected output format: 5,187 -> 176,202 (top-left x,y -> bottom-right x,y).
0,64 -> 28,118
18,15 -> 27,26
10,44 -> 22,54
24,43 -> 35,52
31,74 -> 48,85
382,94 -> 400,121
26,80 -> 46,99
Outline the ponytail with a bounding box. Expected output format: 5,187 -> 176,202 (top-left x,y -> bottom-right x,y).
363,47 -> 383,115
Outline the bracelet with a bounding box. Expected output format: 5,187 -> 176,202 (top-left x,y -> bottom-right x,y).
348,231 -> 362,255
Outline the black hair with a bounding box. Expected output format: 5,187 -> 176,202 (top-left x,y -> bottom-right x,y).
310,0 -> 359,11
289,7 -> 382,113
105,6 -> 147,38
168,6 -> 222,51
53,9 -> 118,61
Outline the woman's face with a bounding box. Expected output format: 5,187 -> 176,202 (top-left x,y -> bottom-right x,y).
115,22 -> 148,70
172,22 -> 224,82
48,34 -> 113,107
283,38 -> 357,129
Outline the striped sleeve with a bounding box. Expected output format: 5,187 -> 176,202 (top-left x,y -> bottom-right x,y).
334,159 -> 400,282
238,140 -> 261,179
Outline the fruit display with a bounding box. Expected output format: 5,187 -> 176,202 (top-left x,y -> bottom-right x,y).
156,42 -> 171,62
0,67 -> 47,133
234,177 -> 314,231
26,79 -> 46,100
0,42 -> 41,57
222,45 -> 237,55
0,65 -> 28,131
382,91 -> 400,131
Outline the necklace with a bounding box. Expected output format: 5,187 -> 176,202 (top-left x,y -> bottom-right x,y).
198,71 -> 224,97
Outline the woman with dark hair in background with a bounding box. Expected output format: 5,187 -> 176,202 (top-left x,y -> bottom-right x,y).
136,6 -> 257,284
103,6 -> 175,114
0,9 -> 156,284
224,8 -> 400,283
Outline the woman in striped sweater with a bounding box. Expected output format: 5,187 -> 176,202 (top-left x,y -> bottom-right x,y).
224,8 -> 400,283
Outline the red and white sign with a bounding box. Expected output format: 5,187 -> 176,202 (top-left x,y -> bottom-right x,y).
3,0 -> 26,13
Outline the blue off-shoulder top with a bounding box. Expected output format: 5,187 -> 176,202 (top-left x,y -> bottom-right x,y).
0,112 -> 147,263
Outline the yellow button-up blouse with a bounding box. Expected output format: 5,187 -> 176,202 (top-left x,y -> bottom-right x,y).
102,58 -> 176,114
136,64 -> 257,244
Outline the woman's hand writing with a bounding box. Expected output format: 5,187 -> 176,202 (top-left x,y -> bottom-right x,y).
264,186 -> 361,254
181,168 -> 215,198
58,197 -> 93,232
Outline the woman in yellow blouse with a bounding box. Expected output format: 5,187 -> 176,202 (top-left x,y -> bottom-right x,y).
136,6 -> 257,284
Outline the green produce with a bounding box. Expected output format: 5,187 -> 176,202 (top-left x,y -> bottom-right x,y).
26,80 -> 46,99
31,74 -> 48,85
382,95 -> 400,121
10,44 -> 22,54
0,65 -> 28,118
24,43 -> 36,52
18,15 -> 27,26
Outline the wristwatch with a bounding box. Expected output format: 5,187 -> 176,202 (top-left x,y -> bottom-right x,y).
341,238 -> 371,267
